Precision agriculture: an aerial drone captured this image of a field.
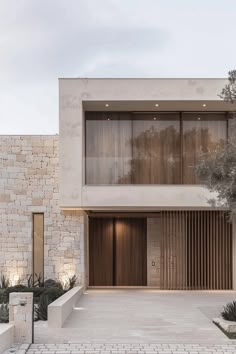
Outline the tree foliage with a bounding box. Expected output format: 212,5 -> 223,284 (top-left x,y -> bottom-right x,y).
195,71 -> 236,217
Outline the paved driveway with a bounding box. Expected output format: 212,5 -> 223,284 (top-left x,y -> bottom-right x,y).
27,343 -> 236,353
35,289 -> 236,344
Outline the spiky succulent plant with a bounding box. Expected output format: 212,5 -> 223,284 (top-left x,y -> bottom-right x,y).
0,303 -> 9,323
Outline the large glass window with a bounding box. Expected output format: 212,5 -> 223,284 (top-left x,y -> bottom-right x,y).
85,112 -> 180,184
131,113 -> 180,184
182,113 -> 227,184
86,112 -> 132,184
85,112 -> 227,185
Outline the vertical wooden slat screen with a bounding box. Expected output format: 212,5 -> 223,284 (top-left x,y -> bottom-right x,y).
160,210 -> 232,290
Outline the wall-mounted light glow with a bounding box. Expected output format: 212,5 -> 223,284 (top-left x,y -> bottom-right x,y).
10,273 -> 20,286
202,103 -> 206,107
197,117 -> 201,120
153,117 -> 157,120
107,118 -> 110,121
155,103 -> 159,107
105,103 -> 109,107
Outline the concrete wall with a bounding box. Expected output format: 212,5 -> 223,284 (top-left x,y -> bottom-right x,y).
0,136 -> 85,284
9,292 -> 33,344
147,218 -> 161,287
59,78 -> 231,209
48,286 -> 83,328
0,324 -> 14,354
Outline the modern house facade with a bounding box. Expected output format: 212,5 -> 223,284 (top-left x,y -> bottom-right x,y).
1,78 -> 236,290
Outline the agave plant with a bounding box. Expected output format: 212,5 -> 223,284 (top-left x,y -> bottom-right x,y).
63,274 -> 78,291
0,303 -> 9,323
27,273 -> 44,288
221,301 -> 236,322
68,274 -> 77,290
0,274 -> 10,289
35,295 -> 48,321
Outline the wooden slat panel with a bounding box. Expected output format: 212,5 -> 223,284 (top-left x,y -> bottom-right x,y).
160,210 -> 232,290
212,211 -> 215,289
185,211 -> 188,289
219,211 -> 223,289
200,210 -> 203,289
224,212 -> 227,288
160,212 -> 164,289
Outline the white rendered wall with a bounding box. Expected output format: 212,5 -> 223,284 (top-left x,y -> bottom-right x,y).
59,78 -> 230,209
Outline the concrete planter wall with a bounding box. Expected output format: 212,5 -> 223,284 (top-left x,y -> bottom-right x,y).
213,317 -> 236,333
0,324 -> 14,354
48,286 -> 83,328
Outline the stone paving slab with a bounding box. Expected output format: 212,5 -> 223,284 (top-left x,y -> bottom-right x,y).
3,343 -> 30,354
27,343 -> 236,354
35,290 -> 236,344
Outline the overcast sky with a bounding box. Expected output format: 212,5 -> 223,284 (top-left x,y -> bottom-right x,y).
1,0 -> 236,134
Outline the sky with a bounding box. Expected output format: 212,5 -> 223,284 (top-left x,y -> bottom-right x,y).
1,0 -> 236,134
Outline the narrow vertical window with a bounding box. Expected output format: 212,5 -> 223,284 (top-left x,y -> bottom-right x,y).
33,213 -> 44,279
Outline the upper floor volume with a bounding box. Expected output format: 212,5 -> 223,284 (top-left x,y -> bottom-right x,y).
59,78 -> 236,209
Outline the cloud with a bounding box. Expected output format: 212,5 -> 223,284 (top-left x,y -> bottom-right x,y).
0,0 -> 236,133
0,0 -> 170,81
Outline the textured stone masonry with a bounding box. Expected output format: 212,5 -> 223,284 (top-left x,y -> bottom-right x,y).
0,136 -> 85,284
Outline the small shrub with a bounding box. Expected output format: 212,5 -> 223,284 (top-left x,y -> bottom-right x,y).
35,295 -> 48,321
44,278 -> 63,289
5,286 -> 45,302
0,303 -> 9,323
10,284 -> 27,289
55,280 -> 63,290
221,301 -> 236,321
44,279 -> 57,288
43,287 -> 64,303
0,274 -> 10,289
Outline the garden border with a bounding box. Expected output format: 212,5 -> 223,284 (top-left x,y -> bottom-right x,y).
48,286 -> 83,328
0,323 -> 14,354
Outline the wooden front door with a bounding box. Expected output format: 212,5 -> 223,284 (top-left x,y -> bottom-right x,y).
89,218 -> 114,286
115,218 -> 147,286
89,217 -> 147,286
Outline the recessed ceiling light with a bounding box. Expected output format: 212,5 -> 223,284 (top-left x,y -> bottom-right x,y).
202,103 -> 206,107
155,103 -> 159,107
105,103 -> 109,107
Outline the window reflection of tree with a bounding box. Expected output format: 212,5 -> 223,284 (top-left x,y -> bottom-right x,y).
118,123 -> 180,184
85,113 -> 227,185
183,125 -> 226,184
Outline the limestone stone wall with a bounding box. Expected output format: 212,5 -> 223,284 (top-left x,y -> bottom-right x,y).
0,136 -> 85,285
